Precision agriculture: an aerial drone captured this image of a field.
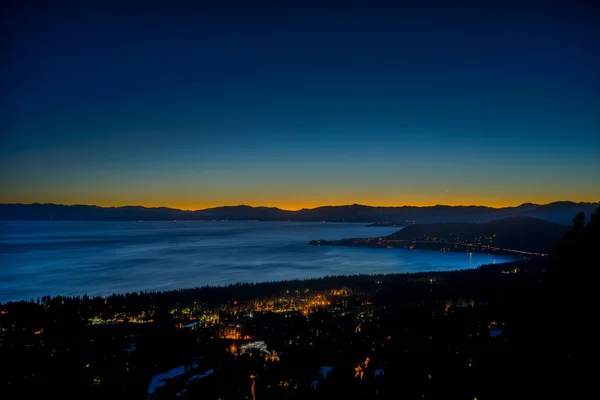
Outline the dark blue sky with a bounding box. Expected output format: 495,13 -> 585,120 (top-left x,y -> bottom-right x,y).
2,0 -> 599,209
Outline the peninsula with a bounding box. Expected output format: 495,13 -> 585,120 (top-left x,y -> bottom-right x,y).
309,217 -> 568,256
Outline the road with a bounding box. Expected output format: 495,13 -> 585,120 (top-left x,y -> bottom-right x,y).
251,377 -> 257,400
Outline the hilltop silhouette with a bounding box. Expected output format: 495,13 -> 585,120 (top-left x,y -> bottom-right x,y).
310,216 -> 568,255
0,201 -> 597,225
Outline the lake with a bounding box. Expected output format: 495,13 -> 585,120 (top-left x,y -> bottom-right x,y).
0,221 -> 515,302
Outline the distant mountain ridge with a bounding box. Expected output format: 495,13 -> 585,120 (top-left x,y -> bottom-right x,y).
0,201 -> 596,225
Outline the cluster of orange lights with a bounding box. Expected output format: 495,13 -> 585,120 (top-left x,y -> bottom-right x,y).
354,357 -> 371,380
222,333 -> 251,340
331,288 -> 350,296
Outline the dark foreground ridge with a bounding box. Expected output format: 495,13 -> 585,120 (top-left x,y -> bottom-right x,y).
0,201 -> 597,225
310,216 -> 568,256
0,207 -> 597,399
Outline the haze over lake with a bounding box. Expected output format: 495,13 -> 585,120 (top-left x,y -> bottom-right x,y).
0,221 -> 514,302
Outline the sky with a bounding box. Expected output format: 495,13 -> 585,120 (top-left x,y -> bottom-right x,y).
1,0 -> 599,210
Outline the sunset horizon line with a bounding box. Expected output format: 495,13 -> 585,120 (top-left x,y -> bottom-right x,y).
2,200 -> 597,213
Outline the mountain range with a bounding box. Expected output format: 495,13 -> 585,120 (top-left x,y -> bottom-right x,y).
0,201 -> 596,225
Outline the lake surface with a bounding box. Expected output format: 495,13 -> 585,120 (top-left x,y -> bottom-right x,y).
0,221 -> 515,302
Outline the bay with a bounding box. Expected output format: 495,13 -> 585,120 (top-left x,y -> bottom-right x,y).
0,221 -> 514,302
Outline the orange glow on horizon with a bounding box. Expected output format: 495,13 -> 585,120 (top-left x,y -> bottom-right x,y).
80,192 -> 599,211
10,197 -> 595,212
3,178 -> 598,212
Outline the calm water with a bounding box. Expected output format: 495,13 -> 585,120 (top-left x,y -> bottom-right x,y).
0,221 -> 514,302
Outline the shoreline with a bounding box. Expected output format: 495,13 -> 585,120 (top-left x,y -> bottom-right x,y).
308,238 -> 547,257
0,259 -> 537,305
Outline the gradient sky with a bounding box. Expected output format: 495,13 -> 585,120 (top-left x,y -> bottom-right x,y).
2,0 -> 599,210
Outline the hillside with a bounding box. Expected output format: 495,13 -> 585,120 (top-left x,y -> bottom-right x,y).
388,217 -> 568,254
310,216 -> 569,255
